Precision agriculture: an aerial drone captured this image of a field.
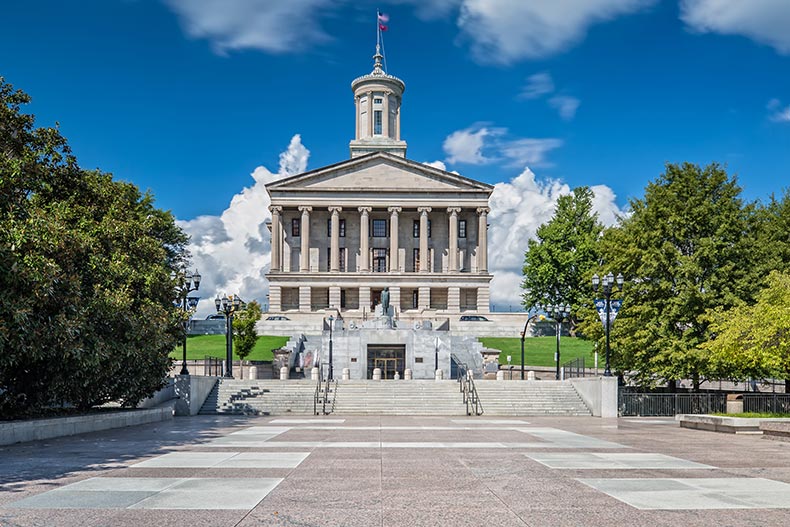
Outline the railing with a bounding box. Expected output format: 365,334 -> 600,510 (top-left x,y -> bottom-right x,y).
313,364 -> 323,415
205,356 -> 222,376
452,355 -> 483,416
313,364 -> 336,416
619,392 -> 726,416
562,357 -> 586,379
743,394 -> 790,414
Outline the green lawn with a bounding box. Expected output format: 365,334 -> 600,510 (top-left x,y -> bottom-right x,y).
170,335 -> 289,361
479,337 -> 595,368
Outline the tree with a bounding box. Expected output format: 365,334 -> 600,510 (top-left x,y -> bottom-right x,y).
702,271 -> 790,390
233,300 -> 262,379
581,162 -> 756,389
522,186 -> 603,334
0,77 -> 189,416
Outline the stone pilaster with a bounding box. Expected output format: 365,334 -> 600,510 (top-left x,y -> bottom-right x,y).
299,286 -> 311,312
388,206 -> 401,272
329,206 -> 342,272
418,207 -> 431,273
477,207 -> 489,274
418,286 -> 430,310
268,285 -> 282,312
329,286 -> 341,310
359,286 -> 371,313
476,286 -> 490,313
299,206 -> 312,272
447,207 -> 460,272
269,205 -> 282,272
447,286 -> 460,313
358,207 -> 371,272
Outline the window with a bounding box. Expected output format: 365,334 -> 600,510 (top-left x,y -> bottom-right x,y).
374,97 -> 383,104
326,248 -> 346,272
291,218 -> 300,237
372,219 -> 388,237
374,110 -> 382,135
459,220 -> 467,238
412,219 -> 432,238
373,248 -> 387,272
327,218 -> 345,237
413,248 -> 420,272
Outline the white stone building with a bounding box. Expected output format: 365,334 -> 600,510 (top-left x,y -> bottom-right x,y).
265,48 -> 493,320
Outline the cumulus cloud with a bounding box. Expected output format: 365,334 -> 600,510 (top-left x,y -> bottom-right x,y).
767,98 -> 790,122
486,169 -> 623,308
457,0 -> 655,64
163,0 -> 334,54
443,124 -> 562,167
681,0 -> 790,55
179,135 -> 309,316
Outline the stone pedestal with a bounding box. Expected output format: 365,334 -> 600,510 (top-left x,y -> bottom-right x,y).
527,371 -> 536,380
249,366 -> 258,380
280,366 -> 289,380
373,368 -> 382,381
435,369 -> 443,380
496,370 -> 504,381
311,367 -> 319,381
394,372 -> 400,380
342,368 -> 350,381
404,369 -> 412,380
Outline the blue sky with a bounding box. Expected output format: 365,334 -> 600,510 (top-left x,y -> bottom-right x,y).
3,1 -> 790,310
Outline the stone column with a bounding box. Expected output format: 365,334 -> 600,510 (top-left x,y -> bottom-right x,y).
418,207 -> 432,273
477,207 -> 489,273
269,205 -> 282,272
367,90 -> 373,137
396,99 -> 401,140
447,207 -> 460,272
358,207 -> 371,272
299,206 -> 312,272
383,91 -> 390,137
388,206 -> 401,272
355,95 -> 360,138
329,206 -> 342,272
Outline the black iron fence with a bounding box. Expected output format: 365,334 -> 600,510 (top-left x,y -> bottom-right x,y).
204,356 -> 222,376
743,394 -> 790,414
619,392 -> 726,416
562,357 -> 586,378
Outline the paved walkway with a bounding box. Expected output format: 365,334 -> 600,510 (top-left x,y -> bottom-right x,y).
2,415 -> 790,526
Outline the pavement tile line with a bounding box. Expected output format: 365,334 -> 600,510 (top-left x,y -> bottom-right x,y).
577,477 -> 790,510
525,452 -> 716,470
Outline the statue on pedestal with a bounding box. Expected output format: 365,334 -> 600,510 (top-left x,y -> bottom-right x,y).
381,287 -> 390,313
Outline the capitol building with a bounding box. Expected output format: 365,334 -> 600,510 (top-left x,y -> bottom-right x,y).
265,47 -> 493,321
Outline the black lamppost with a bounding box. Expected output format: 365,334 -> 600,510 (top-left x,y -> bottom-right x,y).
592,272 -> 623,377
176,270 -> 201,375
434,336 -> 440,372
327,315 -> 334,380
545,303 -> 571,380
519,311 -> 546,380
215,294 -> 243,378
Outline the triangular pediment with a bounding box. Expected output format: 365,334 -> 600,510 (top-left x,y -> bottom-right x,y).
266,152 -> 492,194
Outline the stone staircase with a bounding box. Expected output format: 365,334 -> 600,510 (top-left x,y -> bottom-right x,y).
198,378 -> 592,416
331,380 -> 465,415
199,379 -> 317,415
473,380 -> 592,416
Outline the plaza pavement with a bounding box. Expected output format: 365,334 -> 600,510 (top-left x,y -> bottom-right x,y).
2,414 -> 790,526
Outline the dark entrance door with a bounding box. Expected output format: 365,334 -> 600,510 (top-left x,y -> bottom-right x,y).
367,345 -> 406,379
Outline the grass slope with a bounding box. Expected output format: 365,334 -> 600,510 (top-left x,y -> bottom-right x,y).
170,335 -> 289,362
479,337 -> 595,368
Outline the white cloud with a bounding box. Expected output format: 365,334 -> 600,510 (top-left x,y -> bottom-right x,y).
443,125 -> 505,164
549,95 -> 581,121
767,98 -> 790,122
681,0 -> 790,55
519,72 -> 555,100
487,168 -> 623,307
163,0 -> 334,54
423,160 -> 448,171
178,135 -> 309,316
456,0 -> 655,64
499,138 -> 563,168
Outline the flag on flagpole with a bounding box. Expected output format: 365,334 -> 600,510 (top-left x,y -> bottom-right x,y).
378,12 -> 389,23
379,23 -> 388,31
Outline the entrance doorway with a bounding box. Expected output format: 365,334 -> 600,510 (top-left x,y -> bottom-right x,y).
367,345 -> 405,379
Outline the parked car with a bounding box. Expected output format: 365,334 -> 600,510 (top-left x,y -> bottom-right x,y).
206,314 -> 225,320
459,315 -> 490,321
266,315 -> 290,321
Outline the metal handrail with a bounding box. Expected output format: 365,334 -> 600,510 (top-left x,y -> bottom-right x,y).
452,356 -> 483,416
313,363 -> 323,415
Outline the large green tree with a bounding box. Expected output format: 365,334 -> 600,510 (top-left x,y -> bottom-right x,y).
522,186 -> 603,333
233,300 -> 262,379
702,271 -> 790,390
583,162 -> 757,389
0,78 -> 189,416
